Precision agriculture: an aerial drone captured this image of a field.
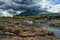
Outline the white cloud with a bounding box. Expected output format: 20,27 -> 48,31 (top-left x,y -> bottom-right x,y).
39,0 -> 60,13
0,0 -> 60,16
0,9 -> 25,17
47,4 -> 60,13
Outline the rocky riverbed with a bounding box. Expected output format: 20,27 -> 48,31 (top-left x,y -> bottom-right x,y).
0,17 -> 60,40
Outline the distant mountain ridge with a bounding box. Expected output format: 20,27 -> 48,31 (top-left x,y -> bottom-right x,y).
15,9 -> 47,16
15,9 -> 60,16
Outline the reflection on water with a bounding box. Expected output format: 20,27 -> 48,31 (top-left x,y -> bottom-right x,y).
25,22 -> 60,38
40,24 -> 60,38
54,31 -> 60,38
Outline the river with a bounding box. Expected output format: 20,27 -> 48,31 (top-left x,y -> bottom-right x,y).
25,20 -> 60,38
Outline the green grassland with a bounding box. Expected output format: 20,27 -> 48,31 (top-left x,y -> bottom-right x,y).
0,13 -> 60,20
14,13 -> 60,20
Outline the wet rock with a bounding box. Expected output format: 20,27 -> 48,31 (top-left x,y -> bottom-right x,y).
44,30 -> 54,36
47,20 -> 60,27
48,23 -> 55,26
0,17 -> 59,40
0,30 -> 3,34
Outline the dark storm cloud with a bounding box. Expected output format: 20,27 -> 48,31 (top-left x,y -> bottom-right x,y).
0,0 -> 42,16
0,0 -> 39,10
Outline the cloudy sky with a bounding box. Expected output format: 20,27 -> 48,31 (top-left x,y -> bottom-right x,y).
0,0 -> 60,16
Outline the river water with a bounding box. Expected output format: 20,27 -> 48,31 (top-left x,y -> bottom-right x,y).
40,24 -> 60,38
25,21 -> 60,38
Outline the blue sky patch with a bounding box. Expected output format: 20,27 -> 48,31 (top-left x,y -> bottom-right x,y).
49,0 -> 60,5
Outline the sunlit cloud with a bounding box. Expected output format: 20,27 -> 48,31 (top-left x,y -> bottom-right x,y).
0,0 -> 60,16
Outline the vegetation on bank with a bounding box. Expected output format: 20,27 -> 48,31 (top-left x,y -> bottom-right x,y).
14,13 -> 60,20
0,13 -> 60,20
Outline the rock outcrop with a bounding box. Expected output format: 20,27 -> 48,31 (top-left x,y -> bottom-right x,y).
0,17 -> 59,40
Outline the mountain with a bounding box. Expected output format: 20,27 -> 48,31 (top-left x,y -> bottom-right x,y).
15,9 -> 47,16
15,9 -> 60,16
